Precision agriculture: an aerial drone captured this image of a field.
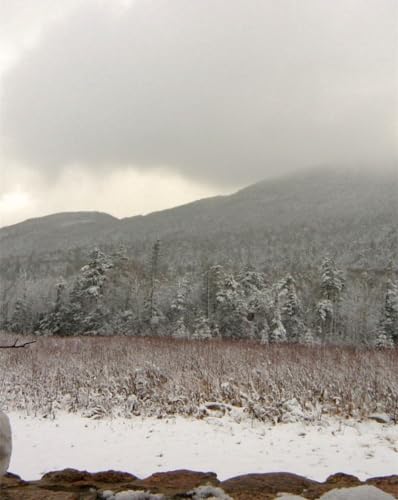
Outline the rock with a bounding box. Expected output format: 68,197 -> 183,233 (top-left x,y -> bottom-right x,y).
40,468 -> 138,491
1,471 -> 26,487
221,472 -> 318,499
276,495 -> 307,500
1,469 -> 397,499
0,486 -> 93,499
41,469 -> 94,483
302,472 -> 363,498
366,475 -> 398,498
319,484 -> 395,499
325,473 -> 362,487
0,410 -> 12,476
91,471 -> 138,484
134,469 -> 219,495
368,413 -> 392,424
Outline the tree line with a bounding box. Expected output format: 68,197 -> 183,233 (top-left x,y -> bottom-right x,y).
2,243 -> 397,347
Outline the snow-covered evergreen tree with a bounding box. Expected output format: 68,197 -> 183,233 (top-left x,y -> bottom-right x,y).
170,279 -> 188,320
279,275 -> 305,342
172,318 -> 189,339
147,240 -> 161,325
300,328 -> 317,345
259,321 -> 270,344
10,295 -> 32,334
320,257 -> 345,302
204,265 -> 224,319
40,248 -> 114,335
37,279 -> 67,335
192,315 -> 212,340
376,280 -> 398,347
269,305 -> 287,343
214,273 -> 251,338
316,257 -> 345,342
374,329 -> 394,348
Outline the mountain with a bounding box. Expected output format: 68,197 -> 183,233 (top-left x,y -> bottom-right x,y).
1,168 -> 397,274
0,211 -> 117,258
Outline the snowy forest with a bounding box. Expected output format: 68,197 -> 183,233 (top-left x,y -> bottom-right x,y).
2,243 -> 397,347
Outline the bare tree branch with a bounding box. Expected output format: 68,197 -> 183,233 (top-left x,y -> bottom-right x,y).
0,338 -> 36,349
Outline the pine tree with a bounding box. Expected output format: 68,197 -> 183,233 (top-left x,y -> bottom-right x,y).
300,328 -> 317,346
10,272 -> 33,334
170,279 -> 188,321
37,279 -> 67,335
376,280 -> 398,347
62,248 -> 113,334
320,257 -> 345,302
204,265 -> 224,319
148,240 -> 161,324
172,318 -> 189,339
374,329 -> 394,348
279,275 -> 305,342
259,321 -> 270,344
269,300 -> 287,343
10,295 -> 32,334
317,257 -> 345,342
215,273 -> 249,338
192,315 -> 212,340
170,279 -> 189,338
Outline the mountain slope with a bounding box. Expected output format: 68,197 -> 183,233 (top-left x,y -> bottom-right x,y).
0,211 -> 118,257
0,168 -> 397,272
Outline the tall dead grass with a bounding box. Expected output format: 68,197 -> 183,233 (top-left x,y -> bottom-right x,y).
0,334 -> 396,422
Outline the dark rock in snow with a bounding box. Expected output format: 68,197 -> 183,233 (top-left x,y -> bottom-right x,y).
1,469 -> 398,499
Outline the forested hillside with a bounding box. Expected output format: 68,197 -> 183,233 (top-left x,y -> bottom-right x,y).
1,168 -> 397,345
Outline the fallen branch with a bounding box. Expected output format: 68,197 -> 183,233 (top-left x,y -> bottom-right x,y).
0,338 -> 37,349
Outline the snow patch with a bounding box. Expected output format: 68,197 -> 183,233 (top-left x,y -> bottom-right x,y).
7,413 -> 398,483
100,491 -> 165,500
189,485 -> 232,499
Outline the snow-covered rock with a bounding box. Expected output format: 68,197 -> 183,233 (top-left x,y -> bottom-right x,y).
320,485 -> 395,499
0,410 -> 12,476
368,413 -> 392,424
277,485 -> 395,499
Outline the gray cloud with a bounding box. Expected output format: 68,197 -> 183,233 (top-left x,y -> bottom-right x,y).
1,0 -> 397,186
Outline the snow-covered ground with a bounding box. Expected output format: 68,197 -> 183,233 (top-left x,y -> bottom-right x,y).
7,413 -> 398,482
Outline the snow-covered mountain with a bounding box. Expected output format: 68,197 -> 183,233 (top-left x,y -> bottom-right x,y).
1,167 -> 397,272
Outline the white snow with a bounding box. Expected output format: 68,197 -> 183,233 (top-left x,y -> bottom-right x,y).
8,413 -> 398,483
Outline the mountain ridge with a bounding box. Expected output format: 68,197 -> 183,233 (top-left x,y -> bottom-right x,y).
0,168 -> 397,271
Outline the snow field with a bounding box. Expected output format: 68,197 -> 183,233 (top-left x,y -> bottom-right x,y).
8,412 -> 398,483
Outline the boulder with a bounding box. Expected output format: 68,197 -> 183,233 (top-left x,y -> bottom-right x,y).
366,475 -> 398,498
0,468 -> 397,499
134,469 -> 219,495
0,410 -> 12,477
39,468 -> 138,493
320,484 -> 395,499
368,413 -> 392,424
221,472 -> 318,499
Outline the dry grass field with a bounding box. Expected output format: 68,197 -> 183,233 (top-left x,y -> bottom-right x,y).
0,334 -> 396,422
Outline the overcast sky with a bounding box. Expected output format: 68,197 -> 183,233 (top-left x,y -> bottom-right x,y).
0,0 -> 397,227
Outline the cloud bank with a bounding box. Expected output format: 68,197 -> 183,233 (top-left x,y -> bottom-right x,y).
1,0 -> 397,186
